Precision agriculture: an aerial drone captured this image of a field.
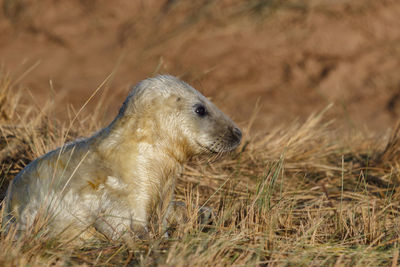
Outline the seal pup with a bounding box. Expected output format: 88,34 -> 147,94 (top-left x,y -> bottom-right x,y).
3,75 -> 242,241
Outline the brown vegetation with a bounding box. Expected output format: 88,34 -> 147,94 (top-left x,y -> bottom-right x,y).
1,71 -> 400,265
1,0 -> 400,265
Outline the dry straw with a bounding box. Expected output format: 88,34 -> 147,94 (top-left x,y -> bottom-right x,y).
0,72 -> 399,266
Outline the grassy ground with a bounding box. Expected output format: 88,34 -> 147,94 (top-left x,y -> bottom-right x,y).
1,73 -> 400,266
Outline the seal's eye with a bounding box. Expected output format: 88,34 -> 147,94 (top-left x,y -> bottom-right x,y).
194,104 -> 207,117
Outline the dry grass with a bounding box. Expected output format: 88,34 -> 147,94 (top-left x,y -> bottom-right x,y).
0,72 -> 400,266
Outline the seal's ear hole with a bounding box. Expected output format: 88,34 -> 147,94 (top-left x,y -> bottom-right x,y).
176,97 -> 181,102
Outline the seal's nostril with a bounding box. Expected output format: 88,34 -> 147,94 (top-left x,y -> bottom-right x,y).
233,127 -> 242,140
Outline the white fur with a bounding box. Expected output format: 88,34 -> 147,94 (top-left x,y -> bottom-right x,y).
4,75 -> 241,241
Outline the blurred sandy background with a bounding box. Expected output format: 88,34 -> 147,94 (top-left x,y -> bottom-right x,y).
1,0 -> 399,133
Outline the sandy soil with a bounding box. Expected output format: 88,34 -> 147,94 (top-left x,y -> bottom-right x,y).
1,0 -> 400,133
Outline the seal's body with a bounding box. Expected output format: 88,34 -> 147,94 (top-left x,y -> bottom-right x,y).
4,75 -> 241,241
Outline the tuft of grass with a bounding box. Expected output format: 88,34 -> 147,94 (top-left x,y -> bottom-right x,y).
0,72 -> 400,266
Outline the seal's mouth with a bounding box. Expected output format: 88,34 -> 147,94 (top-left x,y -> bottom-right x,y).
196,141 -> 219,154
196,140 -> 240,154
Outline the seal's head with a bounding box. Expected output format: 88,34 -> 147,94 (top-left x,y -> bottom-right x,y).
119,75 -> 242,157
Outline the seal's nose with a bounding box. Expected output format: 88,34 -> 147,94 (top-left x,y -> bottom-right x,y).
232,127 -> 242,142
